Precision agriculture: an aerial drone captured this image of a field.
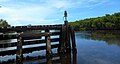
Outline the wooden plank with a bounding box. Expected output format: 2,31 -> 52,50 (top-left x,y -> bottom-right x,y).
21,32 -> 60,39
0,34 -> 17,40
0,32 -> 60,40
0,25 -> 63,32
0,38 -> 60,48
0,44 -> 59,56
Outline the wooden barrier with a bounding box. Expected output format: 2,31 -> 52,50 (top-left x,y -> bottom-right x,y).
0,11 -> 77,63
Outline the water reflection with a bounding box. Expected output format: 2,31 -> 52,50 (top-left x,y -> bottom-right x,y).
1,30 -> 120,64
90,30 -> 120,46
0,52 -> 77,64
76,30 -> 120,64
76,30 -> 120,47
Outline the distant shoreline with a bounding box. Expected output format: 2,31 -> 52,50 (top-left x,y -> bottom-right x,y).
74,28 -> 120,31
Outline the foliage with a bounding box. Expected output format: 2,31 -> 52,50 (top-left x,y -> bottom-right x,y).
69,12 -> 120,30
0,19 -> 10,28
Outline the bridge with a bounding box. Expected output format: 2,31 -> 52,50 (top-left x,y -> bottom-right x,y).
0,11 -> 77,64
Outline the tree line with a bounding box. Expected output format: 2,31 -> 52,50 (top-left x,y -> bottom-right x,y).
69,12 -> 120,30
0,19 -> 10,28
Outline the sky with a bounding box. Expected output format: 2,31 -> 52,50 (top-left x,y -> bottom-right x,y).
0,0 -> 120,26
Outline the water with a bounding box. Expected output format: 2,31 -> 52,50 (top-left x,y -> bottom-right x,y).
76,30 -> 120,64
0,30 -> 120,64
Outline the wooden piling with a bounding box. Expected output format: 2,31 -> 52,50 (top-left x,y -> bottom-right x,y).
73,51 -> 77,64
64,20 -> 71,52
46,54 -> 53,64
70,26 -> 77,53
60,53 -> 66,64
16,34 -> 23,64
46,34 -> 52,54
60,52 -> 71,64
45,29 -> 52,55
58,25 -> 66,54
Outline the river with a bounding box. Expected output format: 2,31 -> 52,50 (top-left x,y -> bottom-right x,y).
0,30 -> 120,64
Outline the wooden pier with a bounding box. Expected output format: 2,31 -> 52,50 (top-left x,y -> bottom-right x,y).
0,11 -> 77,63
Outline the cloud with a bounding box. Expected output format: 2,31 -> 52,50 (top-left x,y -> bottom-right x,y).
69,0 -> 109,9
0,6 -> 57,26
0,0 -> 11,3
0,0 -> 110,26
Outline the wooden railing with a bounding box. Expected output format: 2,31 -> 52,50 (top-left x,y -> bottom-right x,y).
0,21 -> 77,63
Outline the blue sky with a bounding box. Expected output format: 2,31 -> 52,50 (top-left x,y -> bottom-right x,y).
0,0 -> 120,26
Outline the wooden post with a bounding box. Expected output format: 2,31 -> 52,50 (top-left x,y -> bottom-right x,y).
64,11 -> 71,52
60,53 -> 67,64
66,52 -> 71,64
70,26 -> 77,53
60,52 -> 71,64
45,29 -> 52,55
64,20 -> 71,52
16,34 -> 23,64
46,34 -> 52,54
59,25 -> 66,54
73,51 -> 77,64
46,54 -> 53,64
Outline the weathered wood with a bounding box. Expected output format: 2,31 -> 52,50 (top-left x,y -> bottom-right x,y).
58,29 -> 62,52
0,11 -> 77,64
70,26 -> 77,52
0,44 -> 59,56
0,25 -> 77,54
73,51 -> 77,64
59,26 -> 66,53
20,32 -> 60,40
0,34 -> 17,40
0,32 -> 60,40
16,35 -> 23,63
46,34 -> 52,55
0,38 -> 59,48
66,52 -> 71,64
46,54 -> 53,64
0,25 -> 62,32
60,52 -> 71,64
45,29 -> 52,55
64,20 -> 71,52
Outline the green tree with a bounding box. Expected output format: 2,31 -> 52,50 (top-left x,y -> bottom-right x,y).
0,19 -> 10,28
69,12 -> 120,30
